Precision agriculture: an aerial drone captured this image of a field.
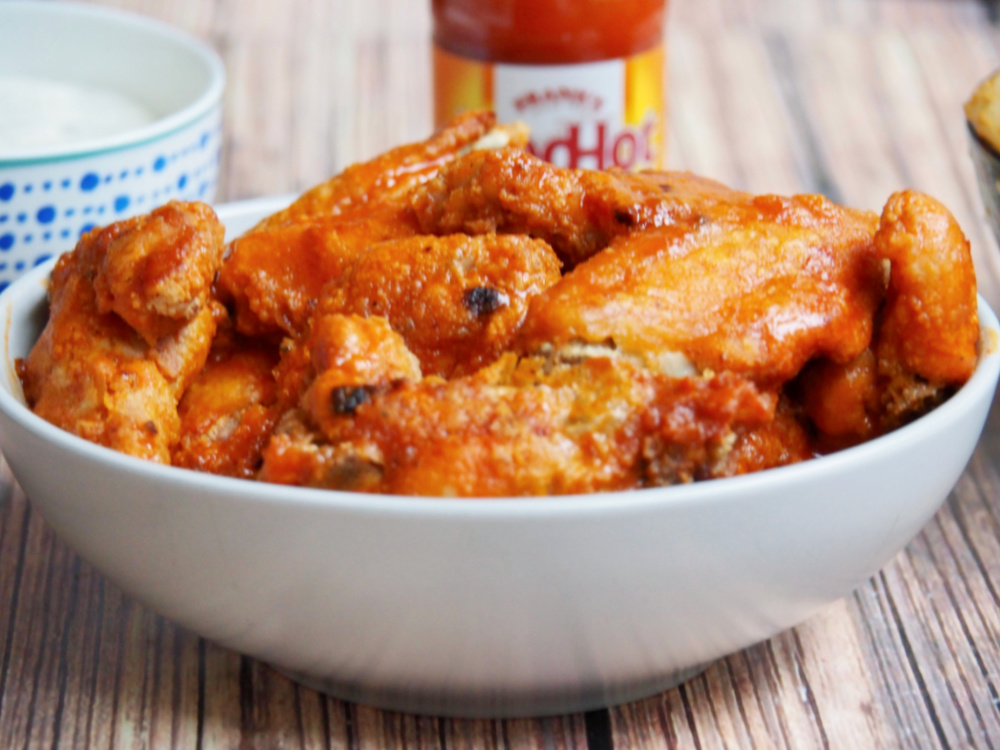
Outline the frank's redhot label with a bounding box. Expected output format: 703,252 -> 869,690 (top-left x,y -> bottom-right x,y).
434,45 -> 666,170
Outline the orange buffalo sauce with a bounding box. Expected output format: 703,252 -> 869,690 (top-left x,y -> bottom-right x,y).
432,0 -> 668,170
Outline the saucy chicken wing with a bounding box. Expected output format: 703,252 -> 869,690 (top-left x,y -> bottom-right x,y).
217,204 -> 419,338
798,190 -> 980,444
411,147 -> 749,268
218,114 -> 530,339
316,233 -> 561,377
173,324 -> 282,478
253,110 -> 501,232
260,340 -> 776,496
516,193 -> 885,387
19,202 -> 226,463
17,114 -> 981,496
874,191 -> 979,390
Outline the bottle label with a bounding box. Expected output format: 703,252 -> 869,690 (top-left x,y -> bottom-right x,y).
433,44 -> 665,170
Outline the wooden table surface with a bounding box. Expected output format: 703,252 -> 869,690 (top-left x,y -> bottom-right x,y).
3,0 -> 1000,747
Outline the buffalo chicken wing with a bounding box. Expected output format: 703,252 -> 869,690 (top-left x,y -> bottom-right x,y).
18,115 -> 981,495
19,202 -> 225,463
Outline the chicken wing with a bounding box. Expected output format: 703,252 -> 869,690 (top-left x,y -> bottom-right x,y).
316,233 -> 561,377
19,202 -> 226,463
259,314 -> 423,489
217,204 -> 419,338
411,147 -> 749,268
81,201 -> 225,347
797,190 -> 980,443
218,114 -> 530,339
173,323 -> 282,478
260,336 -> 775,496
287,314 -> 423,450
516,193 -> 884,387
874,191 -> 978,390
252,110 -> 501,232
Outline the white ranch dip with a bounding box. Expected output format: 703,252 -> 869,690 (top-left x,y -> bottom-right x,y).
0,75 -> 156,152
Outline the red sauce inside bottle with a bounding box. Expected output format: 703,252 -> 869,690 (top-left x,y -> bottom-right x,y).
432,0 -> 667,64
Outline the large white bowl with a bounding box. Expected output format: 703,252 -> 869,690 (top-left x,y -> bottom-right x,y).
0,1 -> 225,291
0,199 -> 996,718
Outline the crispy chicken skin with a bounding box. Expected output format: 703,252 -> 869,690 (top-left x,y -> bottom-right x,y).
317,233 -> 562,377
874,191 -> 979,388
18,115 -> 981,495
173,325 -> 282,478
797,191 -> 980,443
516,193 -> 884,387
19,202 -> 225,463
84,200 -> 224,346
217,204 -> 419,338
253,110 -> 499,232
217,113 -> 527,339
411,147 -> 749,268
260,345 -> 775,496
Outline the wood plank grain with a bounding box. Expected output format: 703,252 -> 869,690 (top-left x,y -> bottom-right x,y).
844,403 -> 1000,749
709,31 -> 808,195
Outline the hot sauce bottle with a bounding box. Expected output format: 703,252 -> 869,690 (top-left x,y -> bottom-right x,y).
432,0 -> 668,170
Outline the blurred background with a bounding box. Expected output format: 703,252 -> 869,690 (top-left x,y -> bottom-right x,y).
74,0 -> 1000,301
71,1 -> 1000,202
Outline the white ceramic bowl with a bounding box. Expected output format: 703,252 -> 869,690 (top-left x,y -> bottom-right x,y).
0,1 -> 225,292
0,199 -> 996,718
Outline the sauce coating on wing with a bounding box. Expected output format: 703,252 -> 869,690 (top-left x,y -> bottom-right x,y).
16,114 -> 982,495
796,191 -> 980,443
254,109 -> 498,231
19,201 -> 225,463
516,193 -> 885,387
217,204 -> 419,338
411,147 -> 749,267
874,191 -> 979,387
317,233 -> 562,377
83,200 -> 224,346
217,113 -> 521,340
173,326 -> 282,478
261,350 -> 776,496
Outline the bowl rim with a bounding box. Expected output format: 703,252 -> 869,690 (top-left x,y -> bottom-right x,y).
0,209 -> 997,519
0,0 -> 225,166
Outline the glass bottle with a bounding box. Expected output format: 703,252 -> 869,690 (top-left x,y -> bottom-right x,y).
432,0 -> 669,169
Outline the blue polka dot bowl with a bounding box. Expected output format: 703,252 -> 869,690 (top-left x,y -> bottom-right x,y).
0,1 -> 225,292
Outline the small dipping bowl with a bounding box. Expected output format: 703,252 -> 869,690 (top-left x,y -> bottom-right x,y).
969,121 -> 1000,248
0,1 -> 225,292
